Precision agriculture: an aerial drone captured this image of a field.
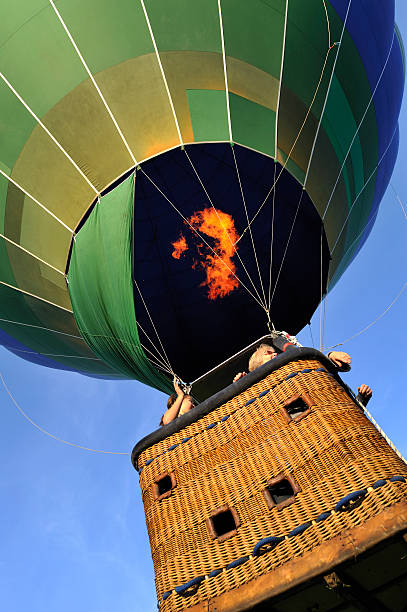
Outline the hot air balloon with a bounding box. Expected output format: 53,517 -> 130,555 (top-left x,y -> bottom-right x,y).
2,3 -> 407,612
0,0 -> 404,400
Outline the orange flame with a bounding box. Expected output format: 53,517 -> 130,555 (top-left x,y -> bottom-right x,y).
171,207 -> 240,299
171,235 -> 187,259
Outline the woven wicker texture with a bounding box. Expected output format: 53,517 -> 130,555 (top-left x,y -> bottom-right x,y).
137,359 -> 407,611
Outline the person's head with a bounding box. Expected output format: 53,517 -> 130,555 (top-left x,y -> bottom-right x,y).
160,393 -> 195,426
248,343 -> 277,372
180,395 -> 195,412
167,393 -> 177,410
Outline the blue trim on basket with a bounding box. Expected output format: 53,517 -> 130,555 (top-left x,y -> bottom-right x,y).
174,576 -> 204,595
253,535 -> 283,556
226,556 -> 249,570
157,475 -> 407,607
335,489 -> 367,512
141,365 -> 327,472
372,479 -> 387,489
315,511 -> 331,523
288,522 -> 311,538
390,475 -> 406,483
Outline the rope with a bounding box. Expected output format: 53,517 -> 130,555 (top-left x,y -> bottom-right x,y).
267,162 -> 277,313
274,0 -> 289,158
48,0 -> 137,166
158,475 -> 407,605
322,0 -> 332,48
0,314 -> 173,377
363,407 -> 407,464
138,166 -> 267,311
327,280 -> 407,350
184,147 -> 267,308
139,0 -> 183,145
331,125 -> 398,255
133,277 -> 174,374
319,227 -> 324,351
308,323 -> 315,348
322,31 -> 395,220
0,233 -> 65,275
390,183 -> 407,221
0,371 -> 129,455
303,0 -> 352,187
0,71 -> 99,195
0,317 -> 82,339
230,145 -> 267,308
217,0 -> 233,142
239,0 -> 343,246
0,280 -> 73,313
0,168 -> 74,233
248,1 -> 349,310
268,190 -> 304,308
1,345 -> 102,361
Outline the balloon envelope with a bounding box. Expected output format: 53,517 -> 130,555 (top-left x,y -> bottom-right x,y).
0,0 -> 404,390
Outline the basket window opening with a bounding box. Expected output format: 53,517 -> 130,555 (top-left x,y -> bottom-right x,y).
157,475 -> 173,497
266,479 -> 295,505
211,510 -> 237,538
263,473 -> 301,510
285,398 -> 309,419
282,394 -> 313,424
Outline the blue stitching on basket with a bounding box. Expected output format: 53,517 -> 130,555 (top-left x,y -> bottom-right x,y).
372,479 -> 387,489
252,535 -> 283,556
226,556 -> 249,570
157,476 -> 407,607
334,489 -> 367,512
174,576 -> 204,595
288,522 -> 311,538
168,444 -> 179,451
141,365 -> 333,472
221,415 -> 230,422
315,511 -> 330,522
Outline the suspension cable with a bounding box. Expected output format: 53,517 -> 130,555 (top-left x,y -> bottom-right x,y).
267,162 -> 278,314
184,147 -> 267,309
138,166 -> 267,311
0,370 -> 129,455
322,31 -> 395,221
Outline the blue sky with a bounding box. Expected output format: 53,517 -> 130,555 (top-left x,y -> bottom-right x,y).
1,5 -> 407,612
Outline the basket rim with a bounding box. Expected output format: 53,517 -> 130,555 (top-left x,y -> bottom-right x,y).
131,347 -> 350,470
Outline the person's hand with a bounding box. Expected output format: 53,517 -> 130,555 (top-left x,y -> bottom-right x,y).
358,384 -> 372,401
173,376 -> 184,397
233,372 -> 247,382
328,351 -> 351,370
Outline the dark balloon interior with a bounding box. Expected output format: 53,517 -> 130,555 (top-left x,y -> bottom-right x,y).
133,143 -> 329,382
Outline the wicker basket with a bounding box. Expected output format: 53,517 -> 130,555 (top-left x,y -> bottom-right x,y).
134,354 -> 407,611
